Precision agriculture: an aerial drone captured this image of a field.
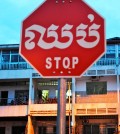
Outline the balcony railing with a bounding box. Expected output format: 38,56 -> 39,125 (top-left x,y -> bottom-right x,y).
0,97 -> 72,106
0,97 -> 28,106
95,59 -> 116,66
35,98 -> 57,104
0,58 -> 119,70
0,62 -> 31,70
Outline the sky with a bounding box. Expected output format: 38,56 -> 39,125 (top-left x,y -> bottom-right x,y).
0,0 -> 120,44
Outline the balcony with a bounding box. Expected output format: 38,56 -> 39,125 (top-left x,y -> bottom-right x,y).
0,58 -> 119,78
0,105 -> 28,117
29,103 -> 71,116
75,91 -> 119,116
28,92 -> 119,116
75,103 -> 118,116
0,98 -> 28,117
0,59 -> 118,80
0,92 -> 119,117
0,58 -> 118,71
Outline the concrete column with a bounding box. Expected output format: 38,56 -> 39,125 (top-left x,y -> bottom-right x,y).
118,125 -> 120,134
72,78 -> 76,134
27,115 -> 34,134
32,79 -> 38,104
116,44 -> 120,134
117,69 -> 120,104
99,124 -> 104,134
0,50 -> 1,69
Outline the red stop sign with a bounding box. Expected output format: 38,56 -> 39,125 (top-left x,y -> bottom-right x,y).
19,0 -> 105,78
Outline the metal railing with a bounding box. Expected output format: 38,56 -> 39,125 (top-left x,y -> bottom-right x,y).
95,58 -> 116,66
0,62 -> 31,70
0,98 -> 28,106
35,97 -> 72,104
0,97 -> 72,106
0,58 -> 119,70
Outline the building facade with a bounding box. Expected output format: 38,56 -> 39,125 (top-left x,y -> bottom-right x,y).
0,37 -> 120,134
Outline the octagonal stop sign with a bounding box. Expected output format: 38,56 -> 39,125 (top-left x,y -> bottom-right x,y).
19,0 -> 105,78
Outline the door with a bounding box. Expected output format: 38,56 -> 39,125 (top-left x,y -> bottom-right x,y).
0,127 -> 5,134
84,125 -> 91,134
92,125 -> 99,133
1,91 -> 8,105
83,125 -> 99,134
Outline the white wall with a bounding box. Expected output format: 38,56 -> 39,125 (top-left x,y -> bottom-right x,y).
0,70 -> 32,79
0,85 -> 29,91
75,76 -> 118,92
49,89 -> 56,98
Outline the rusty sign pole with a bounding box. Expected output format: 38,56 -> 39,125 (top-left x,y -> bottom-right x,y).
57,78 -> 67,134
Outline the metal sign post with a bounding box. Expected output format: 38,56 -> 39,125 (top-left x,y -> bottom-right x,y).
57,78 -> 67,134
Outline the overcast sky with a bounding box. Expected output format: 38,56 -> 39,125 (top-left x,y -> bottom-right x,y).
0,0 -> 120,44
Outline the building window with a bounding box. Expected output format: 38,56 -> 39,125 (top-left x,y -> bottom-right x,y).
38,126 -> 47,134
106,53 -> 115,58
0,91 -> 8,105
11,54 -> 18,62
15,90 -> 28,98
19,56 -> 25,62
15,90 -> 29,104
2,55 -> 10,62
1,49 -> 25,63
100,54 -> 105,59
86,82 -> 107,95
2,50 -> 10,62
